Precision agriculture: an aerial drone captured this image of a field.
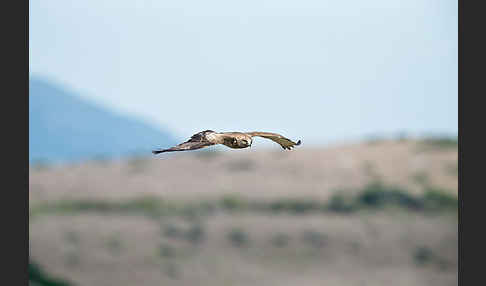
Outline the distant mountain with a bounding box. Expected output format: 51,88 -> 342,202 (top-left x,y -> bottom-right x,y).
29,77 -> 177,163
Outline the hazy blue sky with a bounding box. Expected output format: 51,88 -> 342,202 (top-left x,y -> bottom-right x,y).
30,0 -> 457,145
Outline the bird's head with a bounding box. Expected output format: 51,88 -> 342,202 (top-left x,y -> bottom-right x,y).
241,138 -> 252,148
231,136 -> 252,148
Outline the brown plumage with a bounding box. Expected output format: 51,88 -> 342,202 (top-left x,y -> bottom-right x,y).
152,130 -> 301,154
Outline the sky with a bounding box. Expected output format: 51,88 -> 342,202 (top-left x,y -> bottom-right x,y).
29,0 -> 457,145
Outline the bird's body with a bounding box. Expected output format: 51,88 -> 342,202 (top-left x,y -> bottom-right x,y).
219,132 -> 254,149
152,130 -> 301,154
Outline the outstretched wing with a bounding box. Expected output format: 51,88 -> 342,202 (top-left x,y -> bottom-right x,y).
246,132 -> 301,150
152,141 -> 214,154
152,130 -> 217,154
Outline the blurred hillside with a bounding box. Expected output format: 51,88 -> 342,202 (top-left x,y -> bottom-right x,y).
29,138 -> 457,286
29,77 -> 177,163
29,138 -> 457,204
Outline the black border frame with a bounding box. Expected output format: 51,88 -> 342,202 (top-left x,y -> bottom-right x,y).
458,0 -> 482,285
4,0 -> 29,284
458,0 -> 462,283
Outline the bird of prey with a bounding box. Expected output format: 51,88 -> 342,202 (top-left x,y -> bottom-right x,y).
152,130 -> 301,154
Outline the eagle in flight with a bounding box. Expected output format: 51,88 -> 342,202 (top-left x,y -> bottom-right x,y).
152,130 -> 301,154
